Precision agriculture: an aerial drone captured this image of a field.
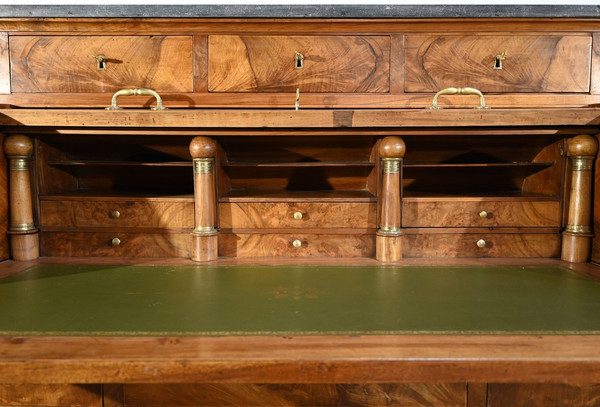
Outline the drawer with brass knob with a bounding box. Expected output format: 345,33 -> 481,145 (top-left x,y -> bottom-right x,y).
219,202 -> 376,229
402,199 -> 560,228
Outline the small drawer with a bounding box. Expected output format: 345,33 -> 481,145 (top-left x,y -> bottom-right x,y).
402,200 -> 560,228
208,35 -> 390,93
219,233 -> 375,258
40,199 -> 194,228
10,36 -> 194,93
40,231 -> 191,258
404,231 -> 561,258
219,202 -> 377,229
405,35 -> 591,93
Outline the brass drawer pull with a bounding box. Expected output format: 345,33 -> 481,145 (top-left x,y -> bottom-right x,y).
292,239 -> 302,248
476,239 -> 486,248
479,210 -> 488,218
111,237 -> 121,247
106,88 -> 167,111
428,87 -> 489,110
293,211 -> 303,220
110,210 -> 121,219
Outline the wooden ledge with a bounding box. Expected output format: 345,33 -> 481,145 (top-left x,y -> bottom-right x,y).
1,108 -> 600,128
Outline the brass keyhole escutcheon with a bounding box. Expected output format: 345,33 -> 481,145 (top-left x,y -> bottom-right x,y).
294,51 -> 304,69
93,54 -> 107,71
494,50 -> 508,70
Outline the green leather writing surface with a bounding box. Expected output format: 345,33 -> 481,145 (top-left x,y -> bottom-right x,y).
0,265 -> 599,335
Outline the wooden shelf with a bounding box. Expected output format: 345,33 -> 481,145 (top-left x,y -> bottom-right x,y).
402,190 -> 560,201
47,160 -> 192,167
223,161 -> 374,167
403,162 -> 553,168
221,189 -> 377,202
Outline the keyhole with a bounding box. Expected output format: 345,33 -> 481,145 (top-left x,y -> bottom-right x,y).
494,56 -> 502,70
98,60 -> 106,70
296,59 -> 303,69
294,51 -> 304,69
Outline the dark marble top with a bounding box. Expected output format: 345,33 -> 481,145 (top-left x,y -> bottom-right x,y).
0,5 -> 598,19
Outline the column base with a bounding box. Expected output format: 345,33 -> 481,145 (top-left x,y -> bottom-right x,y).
9,232 -> 39,261
561,231 -> 592,263
191,233 -> 218,262
376,232 -> 402,262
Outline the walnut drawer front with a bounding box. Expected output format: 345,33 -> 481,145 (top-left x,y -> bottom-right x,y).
40,200 -> 194,228
405,35 -> 591,93
402,200 -> 560,228
404,231 -> 560,258
219,233 -> 375,258
219,202 -> 377,229
208,35 -> 390,92
40,232 -> 191,258
10,36 -> 194,93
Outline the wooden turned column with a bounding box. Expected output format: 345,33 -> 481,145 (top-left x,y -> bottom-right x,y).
376,136 -> 406,262
190,137 -> 218,262
562,134 -> 599,263
3,134 -> 39,261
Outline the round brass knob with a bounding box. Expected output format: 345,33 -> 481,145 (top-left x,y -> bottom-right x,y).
110,210 -> 121,219
479,211 -> 488,218
111,237 -> 121,247
476,239 -> 486,248
293,211 -> 303,220
292,239 -> 302,248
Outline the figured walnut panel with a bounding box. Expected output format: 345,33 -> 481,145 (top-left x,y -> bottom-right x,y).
208,35 -> 390,92
40,200 -> 194,229
0,134 -> 8,261
219,233 -> 375,258
404,232 -> 560,258
403,200 -> 560,228
0,384 -> 102,406
40,232 -> 190,258
0,33 -> 9,94
487,383 -> 600,407
593,134 -> 600,264
220,202 -> 376,229
405,35 -> 591,93
10,36 -> 194,93
122,383 -> 465,407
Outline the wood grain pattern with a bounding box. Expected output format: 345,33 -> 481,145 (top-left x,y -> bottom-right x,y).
0,32 -> 9,94
122,383 -> 466,407
404,232 -> 561,258
219,232 -> 375,258
402,200 -> 560,228
40,231 -> 191,258
10,36 -> 194,93
593,134 -> 600,264
219,202 -> 376,229
487,383 -> 600,407
405,35 -> 591,93
40,200 -> 193,228
2,335 -> 600,384
0,384 -> 102,406
0,134 -> 8,261
208,35 -> 390,92
591,33 -> 600,95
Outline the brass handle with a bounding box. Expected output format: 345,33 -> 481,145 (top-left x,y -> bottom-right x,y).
479,210 -> 488,218
292,239 -> 302,248
476,239 -> 486,248
110,210 -> 121,219
106,88 -> 167,111
428,87 -> 489,110
111,237 -> 121,247
293,211 -> 303,220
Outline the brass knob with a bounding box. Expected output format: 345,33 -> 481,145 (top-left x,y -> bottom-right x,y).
110,210 -> 121,219
111,237 -> 121,247
479,210 -> 488,218
293,211 -> 303,220
292,239 -> 302,248
476,239 -> 486,248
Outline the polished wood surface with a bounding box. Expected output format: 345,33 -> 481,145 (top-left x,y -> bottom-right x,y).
10,36 -> 193,93
405,35 -> 591,93
403,200 -> 560,228
0,384 -> 101,406
219,202 -> 376,229
0,134 -> 8,261
219,232 -> 375,258
122,383 -> 465,407
0,33 -> 9,94
487,383 -> 600,407
593,134 -> 600,264
405,231 -> 561,258
208,35 -> 390,93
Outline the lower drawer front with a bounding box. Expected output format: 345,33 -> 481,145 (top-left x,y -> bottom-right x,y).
40,232 -> 190,258
40,200 -> 194,228
404,232 -> 561,258
219,202 -> 376,229
219,233 -> 375,258
402,200 -> 560,227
